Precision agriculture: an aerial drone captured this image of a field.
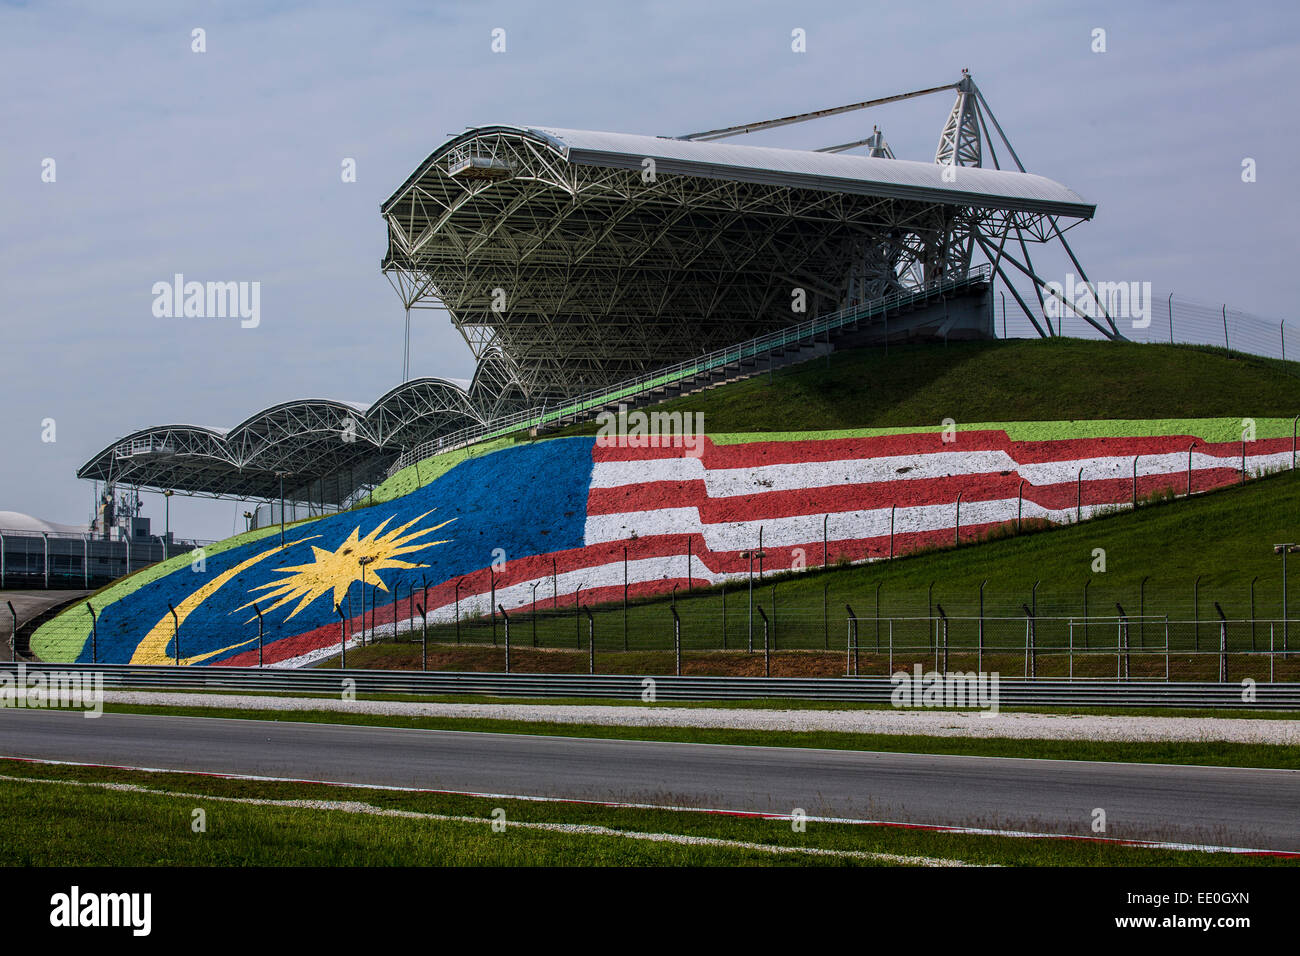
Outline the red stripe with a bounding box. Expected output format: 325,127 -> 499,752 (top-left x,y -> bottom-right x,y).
592,432 -> 1293,467
590,468 -> 1249,521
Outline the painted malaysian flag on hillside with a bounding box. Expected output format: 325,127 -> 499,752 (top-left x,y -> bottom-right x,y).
65,430 -> 1290,667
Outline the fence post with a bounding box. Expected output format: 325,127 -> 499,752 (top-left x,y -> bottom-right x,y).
758,605 -> 770,678
168,602 -> 180,665
584,605 -> 594,674
722,583 -> 727,650
978,580 -> 986,672
1083,577 -> 1090,649
1193,575 -> 1202,650
1022,603 -> 1035,678
85,602 -> 97,664
1068,620 -> 1074,679
252,602 -> 264,668
1214,602 -> 1228,683
1115,602 -> 1130,679
845,604 -> 858,677
889,504 -> 896,558
1139,575 -> 1148,649
416,601 -> 428,671
1271,623 -> 1276,682
747,551 -> 754,651
888,619 -> 893,673
1250,576 -> 1258,650
875,582 -> 882,651
771,582 -> 777,650
336,604 -> 346,669
1170,621 -> 1180,681
936,603 -> 948,675
671,605 -> 681,676
6,601 -> 18,662
823,583 -> 828,650
499,605 -> 510,674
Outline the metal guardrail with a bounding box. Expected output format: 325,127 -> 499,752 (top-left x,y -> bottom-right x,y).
387,265 -> 993,476
2,662 -> 1295,709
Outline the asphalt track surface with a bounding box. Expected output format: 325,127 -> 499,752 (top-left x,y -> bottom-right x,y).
0,709 -> 1296,852
0,590 -> 88,659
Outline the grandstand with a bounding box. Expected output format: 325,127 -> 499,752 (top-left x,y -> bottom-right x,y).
73,72 -> 1255,515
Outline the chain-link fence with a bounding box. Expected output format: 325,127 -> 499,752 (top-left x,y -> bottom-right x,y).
997,281 -> 1298,364
325,580 -> 1300,681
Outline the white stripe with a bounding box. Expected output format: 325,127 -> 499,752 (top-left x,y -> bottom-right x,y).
592,448 -> 1289,497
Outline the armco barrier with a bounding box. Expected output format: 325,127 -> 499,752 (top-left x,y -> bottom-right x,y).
1,663 -> 1296,709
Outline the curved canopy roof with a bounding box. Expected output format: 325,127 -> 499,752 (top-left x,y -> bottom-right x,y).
77,377 -> 489,501
530,126 -> 1094,218
381,124 -> 1094,398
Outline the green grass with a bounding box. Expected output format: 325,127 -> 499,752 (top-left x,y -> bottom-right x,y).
554,337 -> 1300,435
93,703 -> 1300,770
0,758 -> 1286,865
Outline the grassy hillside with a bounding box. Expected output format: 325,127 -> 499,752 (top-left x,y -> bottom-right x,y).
341,469 -> 1300,679
556,338 -> 1300,435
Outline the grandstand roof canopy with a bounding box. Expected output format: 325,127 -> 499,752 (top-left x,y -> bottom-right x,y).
76,377 -> 487,501
394,125 -> 1095,218
381,123 -> 1094,398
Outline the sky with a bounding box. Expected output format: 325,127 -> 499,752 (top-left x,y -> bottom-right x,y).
2,0 -> 1298,539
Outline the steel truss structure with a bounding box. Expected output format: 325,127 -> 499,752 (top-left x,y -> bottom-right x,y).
381,74 -> 1099,399
81,71 -> 1114,503
77,377 -> 489,503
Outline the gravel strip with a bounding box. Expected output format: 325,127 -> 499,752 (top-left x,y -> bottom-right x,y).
101,691 -> 1300,745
